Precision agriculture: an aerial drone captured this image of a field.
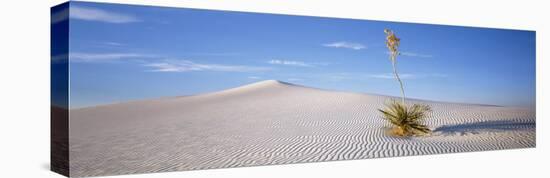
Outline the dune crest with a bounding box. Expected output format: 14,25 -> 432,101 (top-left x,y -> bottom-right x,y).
206,80 -> 296,95
69,80 -> 535,177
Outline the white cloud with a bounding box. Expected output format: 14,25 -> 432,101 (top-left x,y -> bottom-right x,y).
144,60 -> 271,72
367,73 -> 415,79
400,52 -> 433,58
69,52 -> 147,63
103,42 -> 124,46
367,73 -> 446,79
248,76 -> 262,79
268,60 -> 314,67
287,78 -> 303,82
70,6 -> 139,23
385,51 -> 433,58
188,52 -> 241,56
323,41 -> 366,50
324,72 -> 446,81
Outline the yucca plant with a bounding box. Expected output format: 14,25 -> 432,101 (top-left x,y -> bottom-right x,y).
379,29 -> 432,136
379,100 -> 431,136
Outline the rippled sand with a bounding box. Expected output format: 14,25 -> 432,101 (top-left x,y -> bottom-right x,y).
69,80 -> 535,177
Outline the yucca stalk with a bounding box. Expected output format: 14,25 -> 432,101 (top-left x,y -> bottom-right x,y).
379,29 -> 432,136
384,29 -> 405,105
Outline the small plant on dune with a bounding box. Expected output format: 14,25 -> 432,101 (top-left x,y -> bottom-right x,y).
379,29 -> 432,136
379,100 -> 431,136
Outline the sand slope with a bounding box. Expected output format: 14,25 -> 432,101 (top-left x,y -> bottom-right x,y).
69,80 -> 535,177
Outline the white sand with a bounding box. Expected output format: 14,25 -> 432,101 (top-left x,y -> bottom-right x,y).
69,80 -> 535,177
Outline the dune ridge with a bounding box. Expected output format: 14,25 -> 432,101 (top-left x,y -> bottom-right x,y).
69,80 -> 535,177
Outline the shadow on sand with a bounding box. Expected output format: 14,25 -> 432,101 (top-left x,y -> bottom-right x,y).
434,120 -> 535,134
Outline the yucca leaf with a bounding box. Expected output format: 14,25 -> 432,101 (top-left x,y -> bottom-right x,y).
378,100 -> 432,136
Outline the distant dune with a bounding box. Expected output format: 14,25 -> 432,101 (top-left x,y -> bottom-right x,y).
69,80 -> 535,177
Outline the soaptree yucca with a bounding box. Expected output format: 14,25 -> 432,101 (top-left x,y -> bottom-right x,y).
379,29 -> 432,136
379,100 -> 431,136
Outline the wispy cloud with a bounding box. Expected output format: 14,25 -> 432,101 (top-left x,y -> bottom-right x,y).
144,59 -> 271,72
367,73 -> 446,79
248,76 -> 262,79
323,41 -> 366,50
287,78 -> 303,82
187,52 -> 241,57
323,72 -> 447,81
268,60 -> 314,67
70,6 -> 139,23
400,52 -> 433,58
103,42 -> 125,46
385,51 -> 433,58
366,73 -> 416,79
69,52 -> 148,63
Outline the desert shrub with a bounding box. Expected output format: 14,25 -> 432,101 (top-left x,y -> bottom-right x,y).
379,100 -> 431,136
379,29 -> 432,137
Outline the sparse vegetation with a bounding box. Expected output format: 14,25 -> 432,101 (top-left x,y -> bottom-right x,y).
379,100 -> 431,136
379,29 -> 432,136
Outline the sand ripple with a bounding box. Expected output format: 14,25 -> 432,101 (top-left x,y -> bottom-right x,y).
69,80 -> 535,177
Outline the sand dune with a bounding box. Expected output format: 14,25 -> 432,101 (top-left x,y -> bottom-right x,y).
69,80 -> 535,177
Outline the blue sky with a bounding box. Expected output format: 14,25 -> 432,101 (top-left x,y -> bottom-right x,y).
54,1 -> 535,108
